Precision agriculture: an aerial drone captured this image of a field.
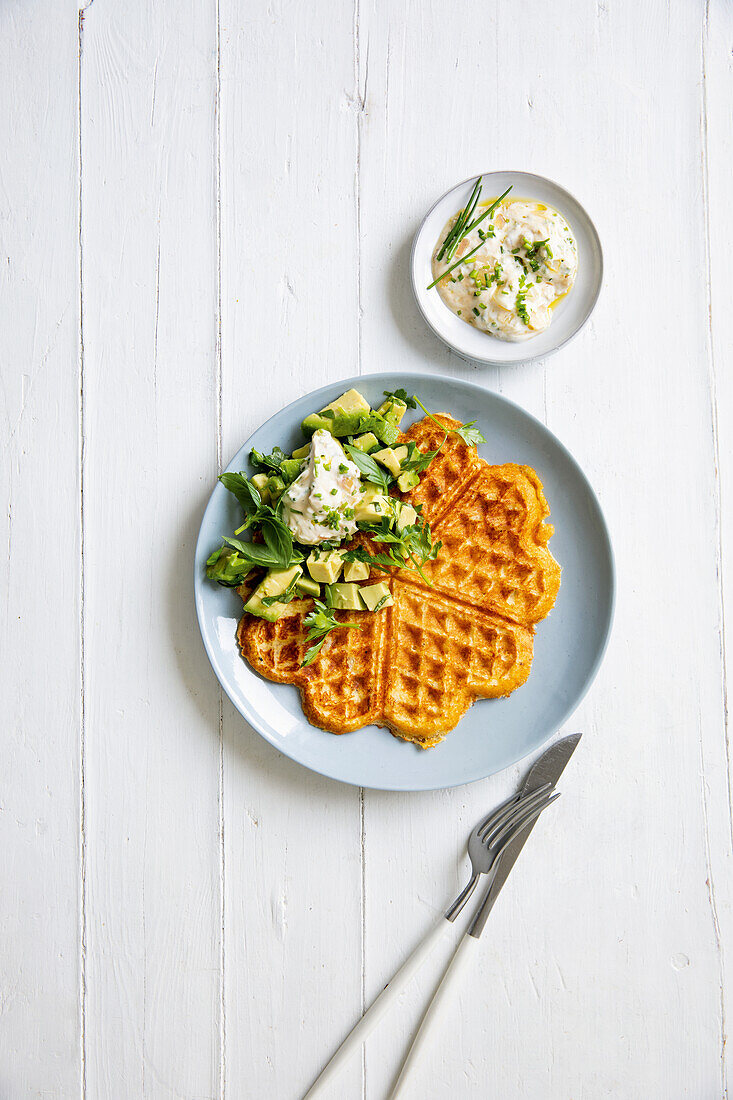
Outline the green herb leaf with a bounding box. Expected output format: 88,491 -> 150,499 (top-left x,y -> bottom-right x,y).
300,598 -> 361,668
249,446 -> 290,473
382,388 -> 418,410
260,516 -> 294,567
218,473 -> 262,520
454,421 -> 487,447
345,445 -> 392,492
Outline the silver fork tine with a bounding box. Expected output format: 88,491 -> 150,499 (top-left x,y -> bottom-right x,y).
492,791 -> 560,859
473,791 -> 521,836
479,781 -> 552,842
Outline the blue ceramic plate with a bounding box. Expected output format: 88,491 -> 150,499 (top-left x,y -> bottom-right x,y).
194,373 -> 614,791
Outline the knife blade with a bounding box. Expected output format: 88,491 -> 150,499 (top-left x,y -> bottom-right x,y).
467,732 -> 581,938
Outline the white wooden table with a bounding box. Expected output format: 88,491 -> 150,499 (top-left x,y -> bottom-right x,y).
3,2 -> 732,1096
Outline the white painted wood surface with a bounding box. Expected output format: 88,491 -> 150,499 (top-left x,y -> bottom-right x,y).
1,1 -> 731,1096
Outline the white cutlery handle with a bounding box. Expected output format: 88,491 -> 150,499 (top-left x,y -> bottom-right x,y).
389,932 -> 479,1100
303,917 -> 454,1099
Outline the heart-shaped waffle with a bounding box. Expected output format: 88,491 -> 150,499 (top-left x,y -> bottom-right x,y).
235,415 -> 560,747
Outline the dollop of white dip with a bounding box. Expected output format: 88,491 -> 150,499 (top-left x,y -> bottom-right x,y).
431,199 -> 578,342
282,430 -> 362,545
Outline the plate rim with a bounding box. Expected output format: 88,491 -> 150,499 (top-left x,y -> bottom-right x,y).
194,370 -> 616,791
410,170 -> 604,367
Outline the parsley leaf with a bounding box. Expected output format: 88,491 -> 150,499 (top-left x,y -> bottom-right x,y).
453,421 -> 487,447
382,388 -> 417,409
249,446 -> 289,473
300,598 -> 361,668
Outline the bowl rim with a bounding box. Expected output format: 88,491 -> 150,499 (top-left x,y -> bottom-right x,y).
410,169 -> 604,367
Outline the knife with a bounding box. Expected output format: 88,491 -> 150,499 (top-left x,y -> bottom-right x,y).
389,733 -> 581,1099
304,734 -> 581,1100
468,732 -> 581,938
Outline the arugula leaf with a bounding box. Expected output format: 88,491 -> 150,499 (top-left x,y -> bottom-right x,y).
249,445 -> 290,472
453,421 -> 487,447
300,598 -> 361,668
218,472 -> 262,520
345,445 -> 392,493
382,388 -> 417,410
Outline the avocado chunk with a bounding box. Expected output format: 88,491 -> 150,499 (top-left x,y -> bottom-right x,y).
295,575 -> 321,598
377,397 -> 408,427
302,389 -> 372,438
354,482 -> 390,522
328,582 -> 365,611
206,548 -> 254,586
250,472 -> 272,503
307,548 -> 344,584
343,559 -> 370,582
393,445 -> 408,465
267,474 -> 286,500
372,447 -> 402,478
371,415 -> 400,446
280,458 -> 304,484
360,581 -> 393,611
394,503 -> 418,532
242,592 -> 288,622
259,564 -> 302,598
350,432 -> 379,454
291,442 -> 311,460
397,470 -> 420,493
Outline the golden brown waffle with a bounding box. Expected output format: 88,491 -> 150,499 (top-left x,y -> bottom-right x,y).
234,415 -> 560,747
237,578 -> 532,747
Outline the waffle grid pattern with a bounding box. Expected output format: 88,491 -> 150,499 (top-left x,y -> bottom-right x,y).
235,416 -> 559,746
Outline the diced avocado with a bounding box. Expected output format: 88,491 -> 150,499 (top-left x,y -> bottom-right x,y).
397,470 -> 420,493
343,559 -> 370,582
307,548 -> 344,584
350,431 -> 379,454
259,564 -> 302,598
322,388 -> 371,419
395,503 -> 418,532
206,548 -> 254,586
295,575 -> 321,598
377,397 -> 408,426
328,582 -> 365,611
371,416 -> 400,446
242,592 -> 288,622
292,442 -> 311,460
393,445 -> 408,465
267,474 -> 286,499
372,447 -> 402,478
250,472 -> 271,503
354,482 -> 390,522
302,389 -> 372,438
360,582 -> 393,611
280,458 -> 304,484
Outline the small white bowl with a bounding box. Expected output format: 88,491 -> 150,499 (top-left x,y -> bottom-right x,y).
411,170 -> 603,366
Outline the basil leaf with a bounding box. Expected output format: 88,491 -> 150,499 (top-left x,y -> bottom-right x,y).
221,536 -> 280,567
261,516 -> 294,567
345,445 -> 391,492
249,446 -> 289,472
218,472 -> 261,516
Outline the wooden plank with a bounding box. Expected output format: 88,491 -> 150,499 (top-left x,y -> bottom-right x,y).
703,4 -> 733,1094
217,2 -> 364,1096
78,2 -> 222,1095
357,1 -> 729,1096
0,2 -> 82,1095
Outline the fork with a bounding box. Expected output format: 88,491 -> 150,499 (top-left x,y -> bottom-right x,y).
303,783 -> 558,1098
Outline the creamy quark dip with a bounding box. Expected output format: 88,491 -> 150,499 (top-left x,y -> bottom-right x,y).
282,430 -> 362,545
432,198 -> 578,342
